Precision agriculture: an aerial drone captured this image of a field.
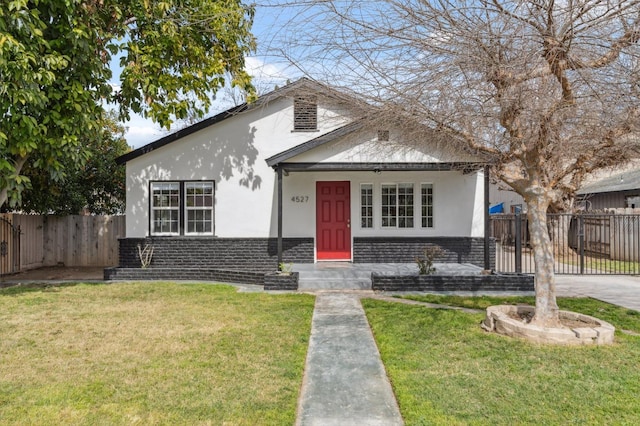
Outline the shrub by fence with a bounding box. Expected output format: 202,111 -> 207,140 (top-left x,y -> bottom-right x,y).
0,214 -> 125,273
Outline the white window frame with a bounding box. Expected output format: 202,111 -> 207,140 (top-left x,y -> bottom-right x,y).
381,184 -> 397,228
185,182 -> 215,236
421,183 -> 434,228
381,183 -> 415,228
397,183 -> 414,228
360,183 -> 374,229
151,182 -> 180,236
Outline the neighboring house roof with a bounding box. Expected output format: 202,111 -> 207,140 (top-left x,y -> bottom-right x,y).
577,168 -> 640,195
116,77 -> 339,165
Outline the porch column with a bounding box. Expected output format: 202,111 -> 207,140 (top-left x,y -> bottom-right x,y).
484,165 -> 491,270
277,165 -> 283,268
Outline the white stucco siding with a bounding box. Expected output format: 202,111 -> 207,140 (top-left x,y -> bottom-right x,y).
125,97 -> 351,237
124,92 -> 485,240
279,170 -> 484,238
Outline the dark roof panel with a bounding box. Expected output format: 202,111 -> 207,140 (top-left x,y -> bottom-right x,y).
577,168 -> 640,195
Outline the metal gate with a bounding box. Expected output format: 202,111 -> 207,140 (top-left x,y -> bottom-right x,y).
491,213 -> 640,275
0,216 -> 21,276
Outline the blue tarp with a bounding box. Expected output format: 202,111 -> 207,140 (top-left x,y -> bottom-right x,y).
489,203 -> 504,214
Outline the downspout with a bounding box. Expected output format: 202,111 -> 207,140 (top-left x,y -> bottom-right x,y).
277,165 -> 283,269
484,165 -> 491,271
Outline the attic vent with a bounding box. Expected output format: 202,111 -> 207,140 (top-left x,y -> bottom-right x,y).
377,130 -> 389,141
294,96 -> 318,131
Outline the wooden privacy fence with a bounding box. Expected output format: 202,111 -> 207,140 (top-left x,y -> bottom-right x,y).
0,216 -> 21,275
0,214 -> 125,273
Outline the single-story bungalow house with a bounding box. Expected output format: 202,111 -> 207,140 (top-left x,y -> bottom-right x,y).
105,78 -> 497,285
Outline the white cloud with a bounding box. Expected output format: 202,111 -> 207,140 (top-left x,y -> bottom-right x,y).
122,115 -> 165,149
245,56 -> 293,84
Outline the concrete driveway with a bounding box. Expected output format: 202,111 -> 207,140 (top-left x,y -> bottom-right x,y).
555,275 -> 640,311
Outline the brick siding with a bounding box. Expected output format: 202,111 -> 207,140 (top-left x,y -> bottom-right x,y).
353,237 -> 495,268
118,237 -> 314,270
371,273 -> 533,292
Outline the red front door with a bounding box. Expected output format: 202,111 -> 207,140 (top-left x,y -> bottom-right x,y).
316,181 -> 351,260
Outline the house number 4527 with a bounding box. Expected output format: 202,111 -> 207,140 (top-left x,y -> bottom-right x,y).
291,196 -> 309,203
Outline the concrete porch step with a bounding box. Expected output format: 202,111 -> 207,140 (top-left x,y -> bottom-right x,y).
295,262 -> 409,291
298,277 -> 372,290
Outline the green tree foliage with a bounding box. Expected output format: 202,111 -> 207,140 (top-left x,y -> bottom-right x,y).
0,0 -> 255,209
17,111 -> 130,215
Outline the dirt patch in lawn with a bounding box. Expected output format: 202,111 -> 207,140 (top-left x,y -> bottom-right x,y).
1,266 -> 105,286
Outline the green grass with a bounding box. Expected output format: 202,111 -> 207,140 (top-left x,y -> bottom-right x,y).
0,282 -> 314,425
363,296 -> 640,425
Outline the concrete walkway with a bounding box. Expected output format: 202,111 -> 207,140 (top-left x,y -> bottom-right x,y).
296,293 -> 403,426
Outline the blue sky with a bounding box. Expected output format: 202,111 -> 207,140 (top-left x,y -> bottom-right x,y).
113,2 -> 301,149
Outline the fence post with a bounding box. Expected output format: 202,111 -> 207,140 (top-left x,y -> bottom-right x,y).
514,212 -> 522,274
579,215 -> 585,275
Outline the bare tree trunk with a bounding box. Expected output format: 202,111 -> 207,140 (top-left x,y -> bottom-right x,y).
527,195 -> 561,327
550,214 -> 572,260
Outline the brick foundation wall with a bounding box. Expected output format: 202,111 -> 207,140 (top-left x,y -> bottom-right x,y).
371,273 -> 533,292
353,237 -> 495,268
118,237 -> 315,270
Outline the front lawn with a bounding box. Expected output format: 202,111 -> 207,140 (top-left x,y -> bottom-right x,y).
363,296 -> 640,425
0,282 -> 314,425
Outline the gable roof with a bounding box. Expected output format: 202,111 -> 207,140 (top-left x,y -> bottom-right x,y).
116,77 -> 338,165
265,121 -> 364,167
578,168 -> 640,195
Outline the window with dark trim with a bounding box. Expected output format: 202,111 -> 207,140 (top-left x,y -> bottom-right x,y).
185,182 -> 214,234
293,96 -> 318,131
150,181 -> 214,236
151,182 -> 180,235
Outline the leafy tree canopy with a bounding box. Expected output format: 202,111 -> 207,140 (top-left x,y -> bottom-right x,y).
16,111 -> 129,215
0,0 -> 256,208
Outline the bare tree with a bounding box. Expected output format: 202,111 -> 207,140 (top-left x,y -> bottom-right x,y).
269,0 -> 640,326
